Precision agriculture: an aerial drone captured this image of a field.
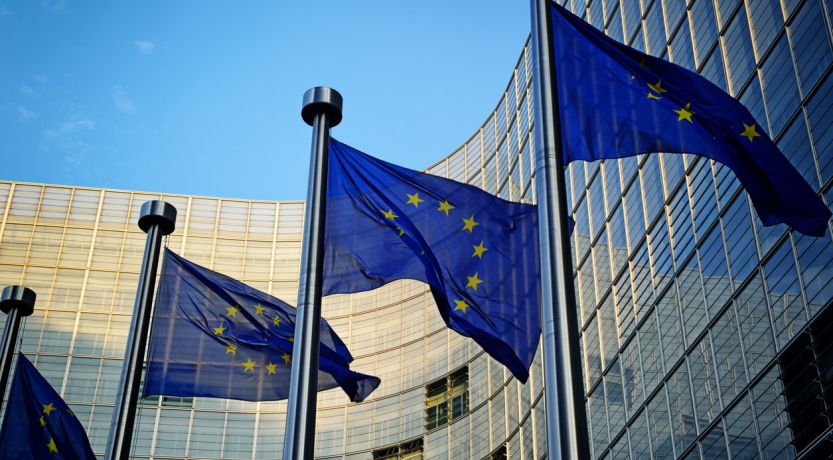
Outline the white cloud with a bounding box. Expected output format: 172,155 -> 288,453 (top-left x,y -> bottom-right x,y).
40,115 -> 95,162
17,106 -> 39,121
40,0 -> 68,14
19,84 -> 34,96
34,73 -> 48,83
45,116 -> 95,139
112,86 -> 135,114
134,40 -> 155,54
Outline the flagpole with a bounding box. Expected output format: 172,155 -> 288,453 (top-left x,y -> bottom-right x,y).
283,86 -> 342,460
105,200 -> 176,460
529,0 -> 591,458
0,285 -> 35,413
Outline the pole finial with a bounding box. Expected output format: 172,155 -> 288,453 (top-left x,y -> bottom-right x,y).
301,87 -> 343,127
0,286 -> 36,317
138,200 -> 177,235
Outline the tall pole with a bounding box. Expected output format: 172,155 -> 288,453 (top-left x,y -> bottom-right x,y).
529,0 -> 591,458
105,200 -> 176,460
283,86 -> 342,460
0,285 -> 35,413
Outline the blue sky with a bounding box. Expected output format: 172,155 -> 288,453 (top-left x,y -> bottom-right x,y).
0,1 -> 530,201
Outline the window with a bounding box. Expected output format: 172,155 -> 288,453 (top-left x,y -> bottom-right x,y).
779,301 -> 833,454
372,438 -> 424,460
425,379 -> 448,430
425,367 -> 469,430
489,444 -> 507,460
161,396 -> 194,408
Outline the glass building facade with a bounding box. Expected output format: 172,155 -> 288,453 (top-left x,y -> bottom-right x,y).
1,0 -> 833,458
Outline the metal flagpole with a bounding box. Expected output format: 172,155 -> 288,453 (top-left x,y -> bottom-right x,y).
0,285 -> 36,413
283,86 -> 343,460
529,0 -> 591,458
105,200 -> 176,460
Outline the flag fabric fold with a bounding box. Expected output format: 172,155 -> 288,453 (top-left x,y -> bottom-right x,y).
143,249 -> 380,403
323,139 -> 540,382
550,2 -> 831,236
0,353 -> 96,460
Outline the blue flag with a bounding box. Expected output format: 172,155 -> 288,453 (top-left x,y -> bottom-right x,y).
0,353 -> 96,459
143,249 -> 380,402
323,139 -> 540,382
550,2 -> 831,236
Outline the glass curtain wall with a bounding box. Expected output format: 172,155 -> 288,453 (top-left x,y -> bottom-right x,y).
1,0 -> 833,458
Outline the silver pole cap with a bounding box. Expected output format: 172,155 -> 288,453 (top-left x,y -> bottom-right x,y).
301,87 -> 343,127
138,200 -> 177,235
0,286 -> 35,316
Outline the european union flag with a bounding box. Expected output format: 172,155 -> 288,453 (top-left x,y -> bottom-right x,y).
0,353 -> 96,459
550,2 -> 831,235
323,139 -> 540,382
143,249 -> 380,402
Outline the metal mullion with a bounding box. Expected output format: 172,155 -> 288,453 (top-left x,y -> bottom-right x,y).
479,128 -> 486,191
20,185 -> 46,285
179,196 -> 192,253
786,230 -> 813,331
0,183 -> 16,256
268,202 -> 279,298
209,198 -> 221,269
463,137 -> 469,183
183,405 -> 196,457
239,201 -> 253,281
147,397 -> 163,456
493,107 -> 500,193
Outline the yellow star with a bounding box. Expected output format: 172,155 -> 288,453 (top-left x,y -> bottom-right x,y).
454,299 -> 469,314
226,305 -> 240,317
437,200 -> 455,216
406,192 -> 424,208
647,92 -> 662,100
288,336 -> 294,343
396,226 -> 405,237
213,323 -> 226,335
242,358 -> 256,372
39,416 -> 46,427
462,215 -> 479,233
266,362 -> 278,375
272,316 -> 281,327
254,303 -> 264,315
466,273 -> 484,291
674,102 -> 695,123
740,122 -> 761,142
382,209 -> 398,220
225,344 -> 237,355
282,352 -> 292,365
648,80 -> 668,94
47,438 -> 58,453
42,403 -> 55,416
472,241 -> 488,259
629,74 -> 636,80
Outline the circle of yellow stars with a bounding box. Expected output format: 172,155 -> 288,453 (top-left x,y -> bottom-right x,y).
637,75 -> 763,146
37,401 -> 78,455
381,191 -> 491,317
211,302 -> 294,377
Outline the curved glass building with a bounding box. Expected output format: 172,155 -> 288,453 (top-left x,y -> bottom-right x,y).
1,0 -> 833,458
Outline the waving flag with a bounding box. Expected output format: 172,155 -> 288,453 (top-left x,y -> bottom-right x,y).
323,139 -> 540,382
143,249 -> 380,402
549,1 -> 830,235
0,353 -> 96,459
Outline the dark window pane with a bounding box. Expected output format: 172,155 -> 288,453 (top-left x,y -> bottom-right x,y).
789,0 -> 833,92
